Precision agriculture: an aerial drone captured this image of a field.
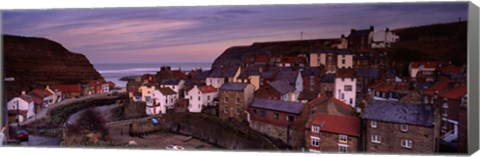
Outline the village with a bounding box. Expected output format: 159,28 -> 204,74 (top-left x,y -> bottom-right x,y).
3,25 -> 468,153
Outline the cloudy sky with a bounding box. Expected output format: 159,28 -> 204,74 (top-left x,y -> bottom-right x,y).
2,2 -> 468,63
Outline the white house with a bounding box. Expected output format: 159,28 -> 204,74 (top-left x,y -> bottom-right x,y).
138,83 -> 156,102
7,92 -> 35,123
336,50 -> 353,69
408,62 -> 438,79
146,87 -> 178,115
206,65 -> 241,88
28,89 -> 54,108
334,68 -> 357,107
274,70 -> 303,102
186,85 -> 218,113
102,83 -> 110,93
371,27 -> 399,48
160,79 -> 185,98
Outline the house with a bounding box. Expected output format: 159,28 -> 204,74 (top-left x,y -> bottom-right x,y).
334,68 -> 357,107
7,92 -> 35,124
355,68 -> 380,103
277,56 -> 296,67
218,82 -> 255,122
236,64 -> 265,90
146,87 -> 178,115
305,112 -> 360,153
274,70 -> 303,101
301,67 -> 322,92
206,64 -> 241,88
422,79 -> 450,104
306,95 -> 355,118
141,74 -> 156,84
126,78 -> 143,101
437,86 -> 467,144
458,96 -> 467,153
408,62 -> 439,79
319,73 -> 336,96
248,98 -> 308,148
186,85 -> 218,113
160,79 -> 185,98
138,83 -> 156,102
371,27 -> 399,48
45,85 -> 62,103
362,100 -> 435,153
88,80 -> 109,94
107,81 -> 116,91
53,84 -> 82,99
309,50 -> 337,73
336,49 -> 353,69
298,91 -> 320,103
348,26 -> 374,51
28,89 -> 54,108
368,81 -> 410,102
255,80 -> 295,102
353,54 -> 370,68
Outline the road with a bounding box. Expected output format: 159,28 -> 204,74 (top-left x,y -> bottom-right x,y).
20,135 -> 61,146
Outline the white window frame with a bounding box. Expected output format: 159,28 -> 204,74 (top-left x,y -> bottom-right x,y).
311,125 -> 320,133
311,136 -> 320,147
371,135 -> 381,143
338,144 -> 348,153
400,139 -> 413,149
400,124 -> 408,132
371,121 -> 377,128
339,135 -> 348,143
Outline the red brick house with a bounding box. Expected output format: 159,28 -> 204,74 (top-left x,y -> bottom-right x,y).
305,112 -> 360,153
53,84 -> 82,98
437,86 -> 467,146
255,80 -> 295,101
248,98 -> 308,148
218,82 -> 255,122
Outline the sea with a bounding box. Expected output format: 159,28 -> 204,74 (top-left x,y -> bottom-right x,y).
93,63 -> 212,87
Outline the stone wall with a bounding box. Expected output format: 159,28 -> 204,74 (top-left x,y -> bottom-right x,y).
305,131 -> 359,153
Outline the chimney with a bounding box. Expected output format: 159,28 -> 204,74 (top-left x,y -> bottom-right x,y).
341,34 -> 345,38
370,25 -> 374,31
385,27 -> 390,32
351,29 -> 355,33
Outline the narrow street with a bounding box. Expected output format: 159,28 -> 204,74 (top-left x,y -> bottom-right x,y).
20,135 -> 61,146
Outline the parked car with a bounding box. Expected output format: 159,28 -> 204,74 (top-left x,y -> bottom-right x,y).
166,144 -> 185,150
15,130 -> 29,142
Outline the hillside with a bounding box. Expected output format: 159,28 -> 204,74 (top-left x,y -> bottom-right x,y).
3,35 -> 104,100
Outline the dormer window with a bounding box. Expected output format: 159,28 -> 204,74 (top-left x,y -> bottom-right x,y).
400,124 -> 408,132
371,121 -> 377,128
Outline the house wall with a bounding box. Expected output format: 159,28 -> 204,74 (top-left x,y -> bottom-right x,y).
458,105 -> 467,153
249,75 -> 261,91
187,86 -> 202,113
305,131 -> 359,153
365,120 -> 435,153
303,75 -> 321,92
219,85 -> 254,122
337,54 -> 353,69
334,78 -> 357,107
309,53 -> 321,67
206,77 -> 225,88
139,85 -> 155,102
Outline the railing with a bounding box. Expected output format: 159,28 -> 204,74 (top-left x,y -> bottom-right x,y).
442,130 -> 457,142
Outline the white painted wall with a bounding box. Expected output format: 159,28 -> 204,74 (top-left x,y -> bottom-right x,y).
161,80 -> 185,98
187,86 -> 219,113
206,77 -> 224,88
334,78 -> 357,107
7,97 -> 35,121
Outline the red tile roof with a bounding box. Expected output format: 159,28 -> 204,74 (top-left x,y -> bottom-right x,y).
280,56 -> 296,64
440,66 -> 462,74
308,112 -> 360,137
424,80 -> 450,96
256,55 -> 269,63
410,62 -> 438,69
54,84 -> 81,93
88,80 -> 105,86
30,89 -> 52,97
172,70 -> 187,79
198,85 -> 217,93
19,94 -> 33,103
332,98 -> 354,111
439,86 -> 467,100
336,68 -> 355,78
32,96 -> 43,105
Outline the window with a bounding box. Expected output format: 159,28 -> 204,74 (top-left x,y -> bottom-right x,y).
236,108 -> 241,114
400,124 -> 408,132
198,96 -> 200,101
259,111 -> 266,117
400,139 -> 413,148
371,135 -> 381,143
339,135 -> 348,143
341,93 -> 345,100
273,113 -> 279,120
287,115 -> 295,122
236,98 -> 240,104
371,121 -> 377,128
207,95 -> 210,100
190,96 -> 192,100
342,59 -> 346,64
253,109 -> 257,114
311,125 -> 320,133
311,136 -> 320,147
224,107 -> 229,113
224,97 -> 228,103
338,144 -> 348,153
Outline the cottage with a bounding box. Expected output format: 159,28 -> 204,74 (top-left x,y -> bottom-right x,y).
126,79 -> 143,101
408,62 -> 439,79
306,95 -> 355,118
236,64 -> 265,91
362,100 -> 435,153
138,83 -> 156,102
274,70 -> 303,101
53,84 -> 82,99
160,79 -> 185,98
305,112 -> 360,153
218,82 -> 255,122
334,68 -> 357,107
298,91 -> 320,103
437,86 -> 467,144
371,27 -> 399,48
186,85 -> 218,113
319,73 -> 336,96
146,87 -> 178,115
248,98 -> 308,148
309,50 -> 337,73
348,26 -> 374,51
255,80 -> 295,102
88,80 -> 109,94
368,81 -> 409,101
45,85 -> 62,103
206,64 -> 241,88
28,89 -> 54,108
336,49 -> 353,69
355,68 -> 380,103
301,67 -> 322,92
7,92 -> 35,124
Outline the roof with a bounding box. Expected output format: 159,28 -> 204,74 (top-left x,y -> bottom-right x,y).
423,79 -> 450,96
274,70 -> 298,84
29,89 -> 52,98
268,80 -> 295,95
362,100 -> 433,127
355,68 -> 379,78
238,64 -> 264,79
54,84 -> 81,93
208,65 -> 239,78
19,94 -> 33,103
88,80 -> 105,86
439,66 -> 463,74
198,85 -> 217,93
219,82 -> 250,91
335,49 -> 351,55
301,67 -> 321,76
255,54 -> 269,63
193,70 -> 210,80
320,73 -> 336,83
161,79 -> 182,85
410,62 -> 438,69
336,68 -> 355,78
250,98 -> 305,114
439,86 -> 467,100
159,87 -> 177,95
298,91 -> 319,100
308,112 -> 360,137
348,29 -> 372,37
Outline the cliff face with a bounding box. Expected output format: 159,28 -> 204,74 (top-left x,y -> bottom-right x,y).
3,35 -> 104,100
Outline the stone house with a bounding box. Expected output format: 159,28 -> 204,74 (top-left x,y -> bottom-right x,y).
301,67 -> 322,92
305,112 -> 360,153
309,50 -> 337,73
362,100 -> 435,153
255,80 -> 295,102
248,98 -> 308,148
7,92 -> 35,124
186,85 -> 218,113
347,26 -> 374,51
206,64 -> 241,88
218,82 -> 255,122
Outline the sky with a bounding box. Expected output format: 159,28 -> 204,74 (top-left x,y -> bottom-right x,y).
2,2 -> 469,64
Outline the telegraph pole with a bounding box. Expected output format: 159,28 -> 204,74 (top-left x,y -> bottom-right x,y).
300,31 -> 304,40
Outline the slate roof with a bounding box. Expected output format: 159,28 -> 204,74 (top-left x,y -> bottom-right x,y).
238,64 -> 264,79
355,68 -> 379,78
362,100 -> 434,127
159,87 -> 177,95
198,85 -> 217,93
275,70 -> 298,84
308,112 -> 360,137
250,98 -> 304,114
423,79 -> 450,96
161,79 -> 181,85
301,67 -> 322,76
349,29 -> 372,37
268,80 -> 295,95
439,86 -> 467,100
219,82 -> 249,91
298,91 -> 319,100
193,70 -> 210,80
208,65 -> 239,78
320,73 -> 336,83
